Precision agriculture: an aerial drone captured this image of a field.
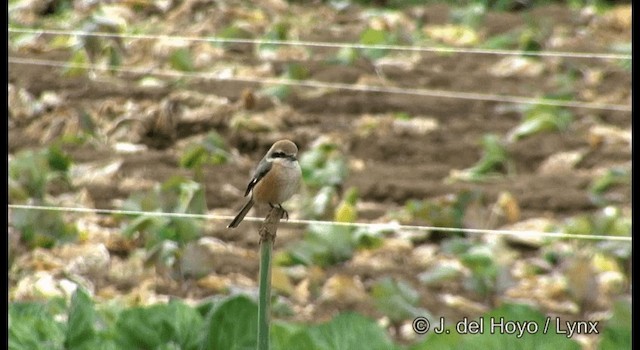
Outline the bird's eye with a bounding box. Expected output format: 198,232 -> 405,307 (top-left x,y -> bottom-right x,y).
272,151 -> 285,158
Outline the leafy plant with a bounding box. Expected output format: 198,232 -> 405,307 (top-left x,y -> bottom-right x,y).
610,42 -> 631,71
441,238 -> 500,298
481,31 -> 521,50
261,63 -> 310,100
11,206 -> 78,249
562,206 -> 631,238
399,191 -> 481,232
9,145 -> 72,201
599,298 -> 631,350
299,137 -> 349,219
258,21 -> 291,56
372,277 -> 432,332
66,17 -> 125,77
169,48 -> 194,72
180,131 -> 231,180
120,176 -> 207,249
333,47 -> 361,65
447,134 -> 513,182
9,146 -> 77,248
507,104 -> 573,142
9,298 -> 67,350
450,4 -> 486,28
359,27 -> 397,60
214,24 -> 254,51
279,312 -> 398,350
333,187 -> 359,223
116,298 -> 204,349
283,223 -> 386,267
285,224 -> 355,267
588,167 -> 630,206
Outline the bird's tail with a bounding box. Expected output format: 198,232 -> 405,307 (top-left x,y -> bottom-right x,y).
227,198 -> 254,228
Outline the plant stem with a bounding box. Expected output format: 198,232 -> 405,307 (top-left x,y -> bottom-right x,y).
257,237 -> 273,350
257,207 -> 283,350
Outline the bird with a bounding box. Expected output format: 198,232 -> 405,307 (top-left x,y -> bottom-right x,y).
228,139 -> 302,228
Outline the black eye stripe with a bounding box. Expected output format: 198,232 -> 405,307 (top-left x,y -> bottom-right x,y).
271,151 -> 296,160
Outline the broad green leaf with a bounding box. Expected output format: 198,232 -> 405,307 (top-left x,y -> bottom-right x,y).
371,277 -> 428,323
9,301 -> 67,350
599,299 -> 631,350
419,265 -> 462,286
261,84 -> 292,100
508,105 -> 573,142
288,224 -> 354,267
115,300 -> 203,350
359,28 -> 390,59
11,206 -> 77,248
258,21 -> 290,54
271,321 -> 306,350
287,313 -> 397,350
334,47 -> 360,65
47,145 -> 72,172
64,50 -> 89,77
65,288 -> 96,349
201,295 -> 258,350
169,48 -> 194,72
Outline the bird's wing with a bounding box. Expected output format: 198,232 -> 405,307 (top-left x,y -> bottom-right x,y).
244,159 -> 272,197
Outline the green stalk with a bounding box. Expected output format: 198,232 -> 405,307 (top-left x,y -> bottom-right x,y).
256,207 -> 282,350
257,238 -> 273,350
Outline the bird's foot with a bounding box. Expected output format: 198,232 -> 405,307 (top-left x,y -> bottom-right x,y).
270,203 -> 289,220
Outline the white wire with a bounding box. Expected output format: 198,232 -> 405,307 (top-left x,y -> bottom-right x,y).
8,57 -> 632,112
8,27 -> 632,60
7,204 -> 632,242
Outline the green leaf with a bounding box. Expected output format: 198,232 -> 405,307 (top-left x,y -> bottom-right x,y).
450,134 -> 511,182
261,84 -> 292,100
359,28 -> 391,60
508,105 -> 573,142
589,167 -> 630,196
65,288 -> 96,349
481,31 -> 519,50
334,47 -> 360,65
450,4 -> 486,28
9,300 -> 67,350
169,48 -> 194,72
599,299 -> 631,350
287,313 -> 397,350
271,322 -> 306,350
180,132 -> 230,169
201,294 -> 258,350
180,146 -> 209,169
419,265 -> 462,286
351,226 -> 385,249
120,178 -> 206,247
11,206 -> 77,248
64,50 -> 89,77
284,63 -> 309,80
258,21 -> 290,54
115,300 -> 204,350
47,145 -> 72,172
288,224 -> 355,267
306,185 -> 336,218
372,277 -> 428,323
9,149 -> 49,200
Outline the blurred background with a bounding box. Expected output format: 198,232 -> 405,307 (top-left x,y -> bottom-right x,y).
8,0 -> 631,349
